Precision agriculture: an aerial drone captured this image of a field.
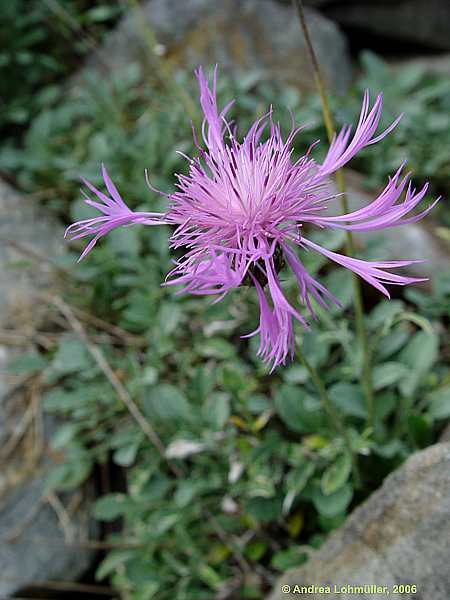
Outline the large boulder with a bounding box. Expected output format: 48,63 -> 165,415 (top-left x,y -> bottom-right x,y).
80,0 -> 352,94
268,442 -> 450,600
0,179 -> 96,597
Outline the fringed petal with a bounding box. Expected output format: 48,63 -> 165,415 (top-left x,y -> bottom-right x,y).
316,91 -> 402,180
65,166 -> 168,260
302,238 -> 426,298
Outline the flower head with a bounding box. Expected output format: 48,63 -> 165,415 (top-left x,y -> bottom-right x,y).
66,66 -> 439,370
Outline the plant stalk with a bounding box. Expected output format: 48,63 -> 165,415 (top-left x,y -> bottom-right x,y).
293,0 -> 375,428
300,352 -> 361,488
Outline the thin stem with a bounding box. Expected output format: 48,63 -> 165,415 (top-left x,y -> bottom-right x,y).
299,352 -> 361,488
292,0 -> 375,428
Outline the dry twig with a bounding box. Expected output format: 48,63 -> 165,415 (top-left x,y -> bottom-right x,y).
46,492 -> 76,543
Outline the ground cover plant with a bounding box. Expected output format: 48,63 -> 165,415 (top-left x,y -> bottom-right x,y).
2,7 -> 450,598
0,0 -> 123,142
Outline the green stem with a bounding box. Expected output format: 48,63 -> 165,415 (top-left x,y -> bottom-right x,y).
293,0 -> 375,429
299,351 -> 361,488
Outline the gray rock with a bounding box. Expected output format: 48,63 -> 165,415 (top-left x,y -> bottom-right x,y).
0,179 -> 96,597
0,179 -> 63,321
314,0 -> 450,52
80,0 -> 352,94
0,178 -> 60,445
268,443 -> 450,600
439,422 -> 450,443
0,177 -> 62,443
0,435 -> 97,598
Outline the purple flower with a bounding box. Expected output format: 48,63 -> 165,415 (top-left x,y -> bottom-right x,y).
66,66 -> 439,370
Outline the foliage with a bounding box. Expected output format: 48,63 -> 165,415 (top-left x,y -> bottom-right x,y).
2,28 -> 450,600
0,0 -> 123,140
349,52 -> 450,225
10,232 -> 449,598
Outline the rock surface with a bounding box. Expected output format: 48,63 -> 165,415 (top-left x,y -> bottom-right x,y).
307,0 -> 450,51
0,440 -> 96,598
268,442 -> 450,600
0,179 -> 63,323
81,0 -> 352,94
0,179 -> 96,597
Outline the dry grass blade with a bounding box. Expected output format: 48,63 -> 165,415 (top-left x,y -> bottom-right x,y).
46,492 -> 76,543
70,305 -> 147,347
0,577 -> 117,596
0,237 -> 72,277
1,533 -> 143,550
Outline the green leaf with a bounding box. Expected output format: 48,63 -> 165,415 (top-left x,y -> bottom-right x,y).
368,300 -> 404,330
157,302 -> 182,335
218,363 -> 256,396
96,550 -> 135,581
199,338 -> 236,359
286,462 -> 315,495
86,5 -> 119,21
376,328 -> 410,359
92,493 -> 128,521
323,269 -> 353,314
51,423 -> 81,450
245,497 -> 282,523
50,337 -> 91,376
301,331 -> 330,367
329,383 -> 367,419
205,392 -> 230,429
372,362 -> 408,391
245,541 -> 268,561
321,454 -> 352,495
372,439 -> 405,458
407,413 -> 433,446
143,384 -> 191,422
140,474 -> 171,502
174,480 -> 197,507
197,564 -> 223,590
374,392 -> 397,421
318,512 -> 346,532
271,547 -> 308,571
283,365 -> 309,384
113,443 -> 139,467
247,393 -> 271,413
187,366 -> 215,402
312,483 -> 353,517
427,384 -> 450,420
43,388 -> 88,413
7,352 -> 48,374
283,462 -> 316,514
108,227 -> 141,257
274,385 -> 323,433
398,331 -> 439,396
45,459 -> 92,492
